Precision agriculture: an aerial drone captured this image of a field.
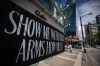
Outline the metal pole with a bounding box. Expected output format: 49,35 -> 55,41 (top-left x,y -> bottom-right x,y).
80,16 -> 85,52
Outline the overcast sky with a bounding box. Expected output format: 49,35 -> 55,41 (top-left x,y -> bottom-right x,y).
76,0 -> 100,39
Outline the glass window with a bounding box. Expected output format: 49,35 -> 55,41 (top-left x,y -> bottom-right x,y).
37,0 -> 64,26
37,0 -> 54,14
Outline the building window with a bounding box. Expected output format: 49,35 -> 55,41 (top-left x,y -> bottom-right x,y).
37,0 -> 64,26
37,0 -> 54,14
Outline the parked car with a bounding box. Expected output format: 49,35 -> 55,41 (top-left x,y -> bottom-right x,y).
95,45 -> 100,49
74,45 -> 81,49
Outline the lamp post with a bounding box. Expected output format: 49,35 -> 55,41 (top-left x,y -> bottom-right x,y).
80,13 -> 92,53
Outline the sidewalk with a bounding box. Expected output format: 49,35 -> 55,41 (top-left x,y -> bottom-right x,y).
30,48 -> 82,66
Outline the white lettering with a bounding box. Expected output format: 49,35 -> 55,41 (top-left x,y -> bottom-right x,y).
27,20 -> 35,37
46,41 -> 52,55
5,11 -> 18,34
36,21 -> 42,38
43,26 -> 49,39
26,39 -> 35,60
16,39 -> 26,63
17,14 -> 29,36
51,29 -> 55,40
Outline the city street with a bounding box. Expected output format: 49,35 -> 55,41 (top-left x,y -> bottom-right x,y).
0,0 -> 100,66
87,48 -> 100,66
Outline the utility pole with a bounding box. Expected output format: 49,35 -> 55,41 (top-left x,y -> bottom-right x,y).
79,13 -> 92,53
80,16 -> 85,52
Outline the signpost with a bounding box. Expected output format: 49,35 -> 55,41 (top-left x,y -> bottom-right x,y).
0,1 -> 64,66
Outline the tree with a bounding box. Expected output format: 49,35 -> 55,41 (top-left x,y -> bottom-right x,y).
93,32 -> 100,45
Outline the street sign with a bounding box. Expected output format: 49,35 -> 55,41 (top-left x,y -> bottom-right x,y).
90,24 -> 100,27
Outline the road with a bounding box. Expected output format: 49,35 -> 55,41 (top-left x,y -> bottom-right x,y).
87,48 -> 100,66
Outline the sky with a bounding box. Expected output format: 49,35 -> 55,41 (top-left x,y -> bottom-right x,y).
76,0 -> 100,40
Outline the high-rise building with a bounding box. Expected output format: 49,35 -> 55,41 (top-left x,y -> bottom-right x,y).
84,21 -> 98,46
96,15 -> 100,31
64,0 -> 76,36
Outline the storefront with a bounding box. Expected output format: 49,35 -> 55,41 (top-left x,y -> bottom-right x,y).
65,36 -> 80,47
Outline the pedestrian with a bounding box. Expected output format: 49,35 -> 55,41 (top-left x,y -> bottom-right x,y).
68,44 -> 72,53
84,46 -> 87,53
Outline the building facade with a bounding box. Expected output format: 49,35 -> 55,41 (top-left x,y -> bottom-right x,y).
96,15 -> 100,32
84,21 -> 98,46
0,0 -> 67,65
64,0 -> 76,36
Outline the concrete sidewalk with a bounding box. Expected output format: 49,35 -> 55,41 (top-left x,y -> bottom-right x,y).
30,49 -> 82,66
81,52 -> 96,66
